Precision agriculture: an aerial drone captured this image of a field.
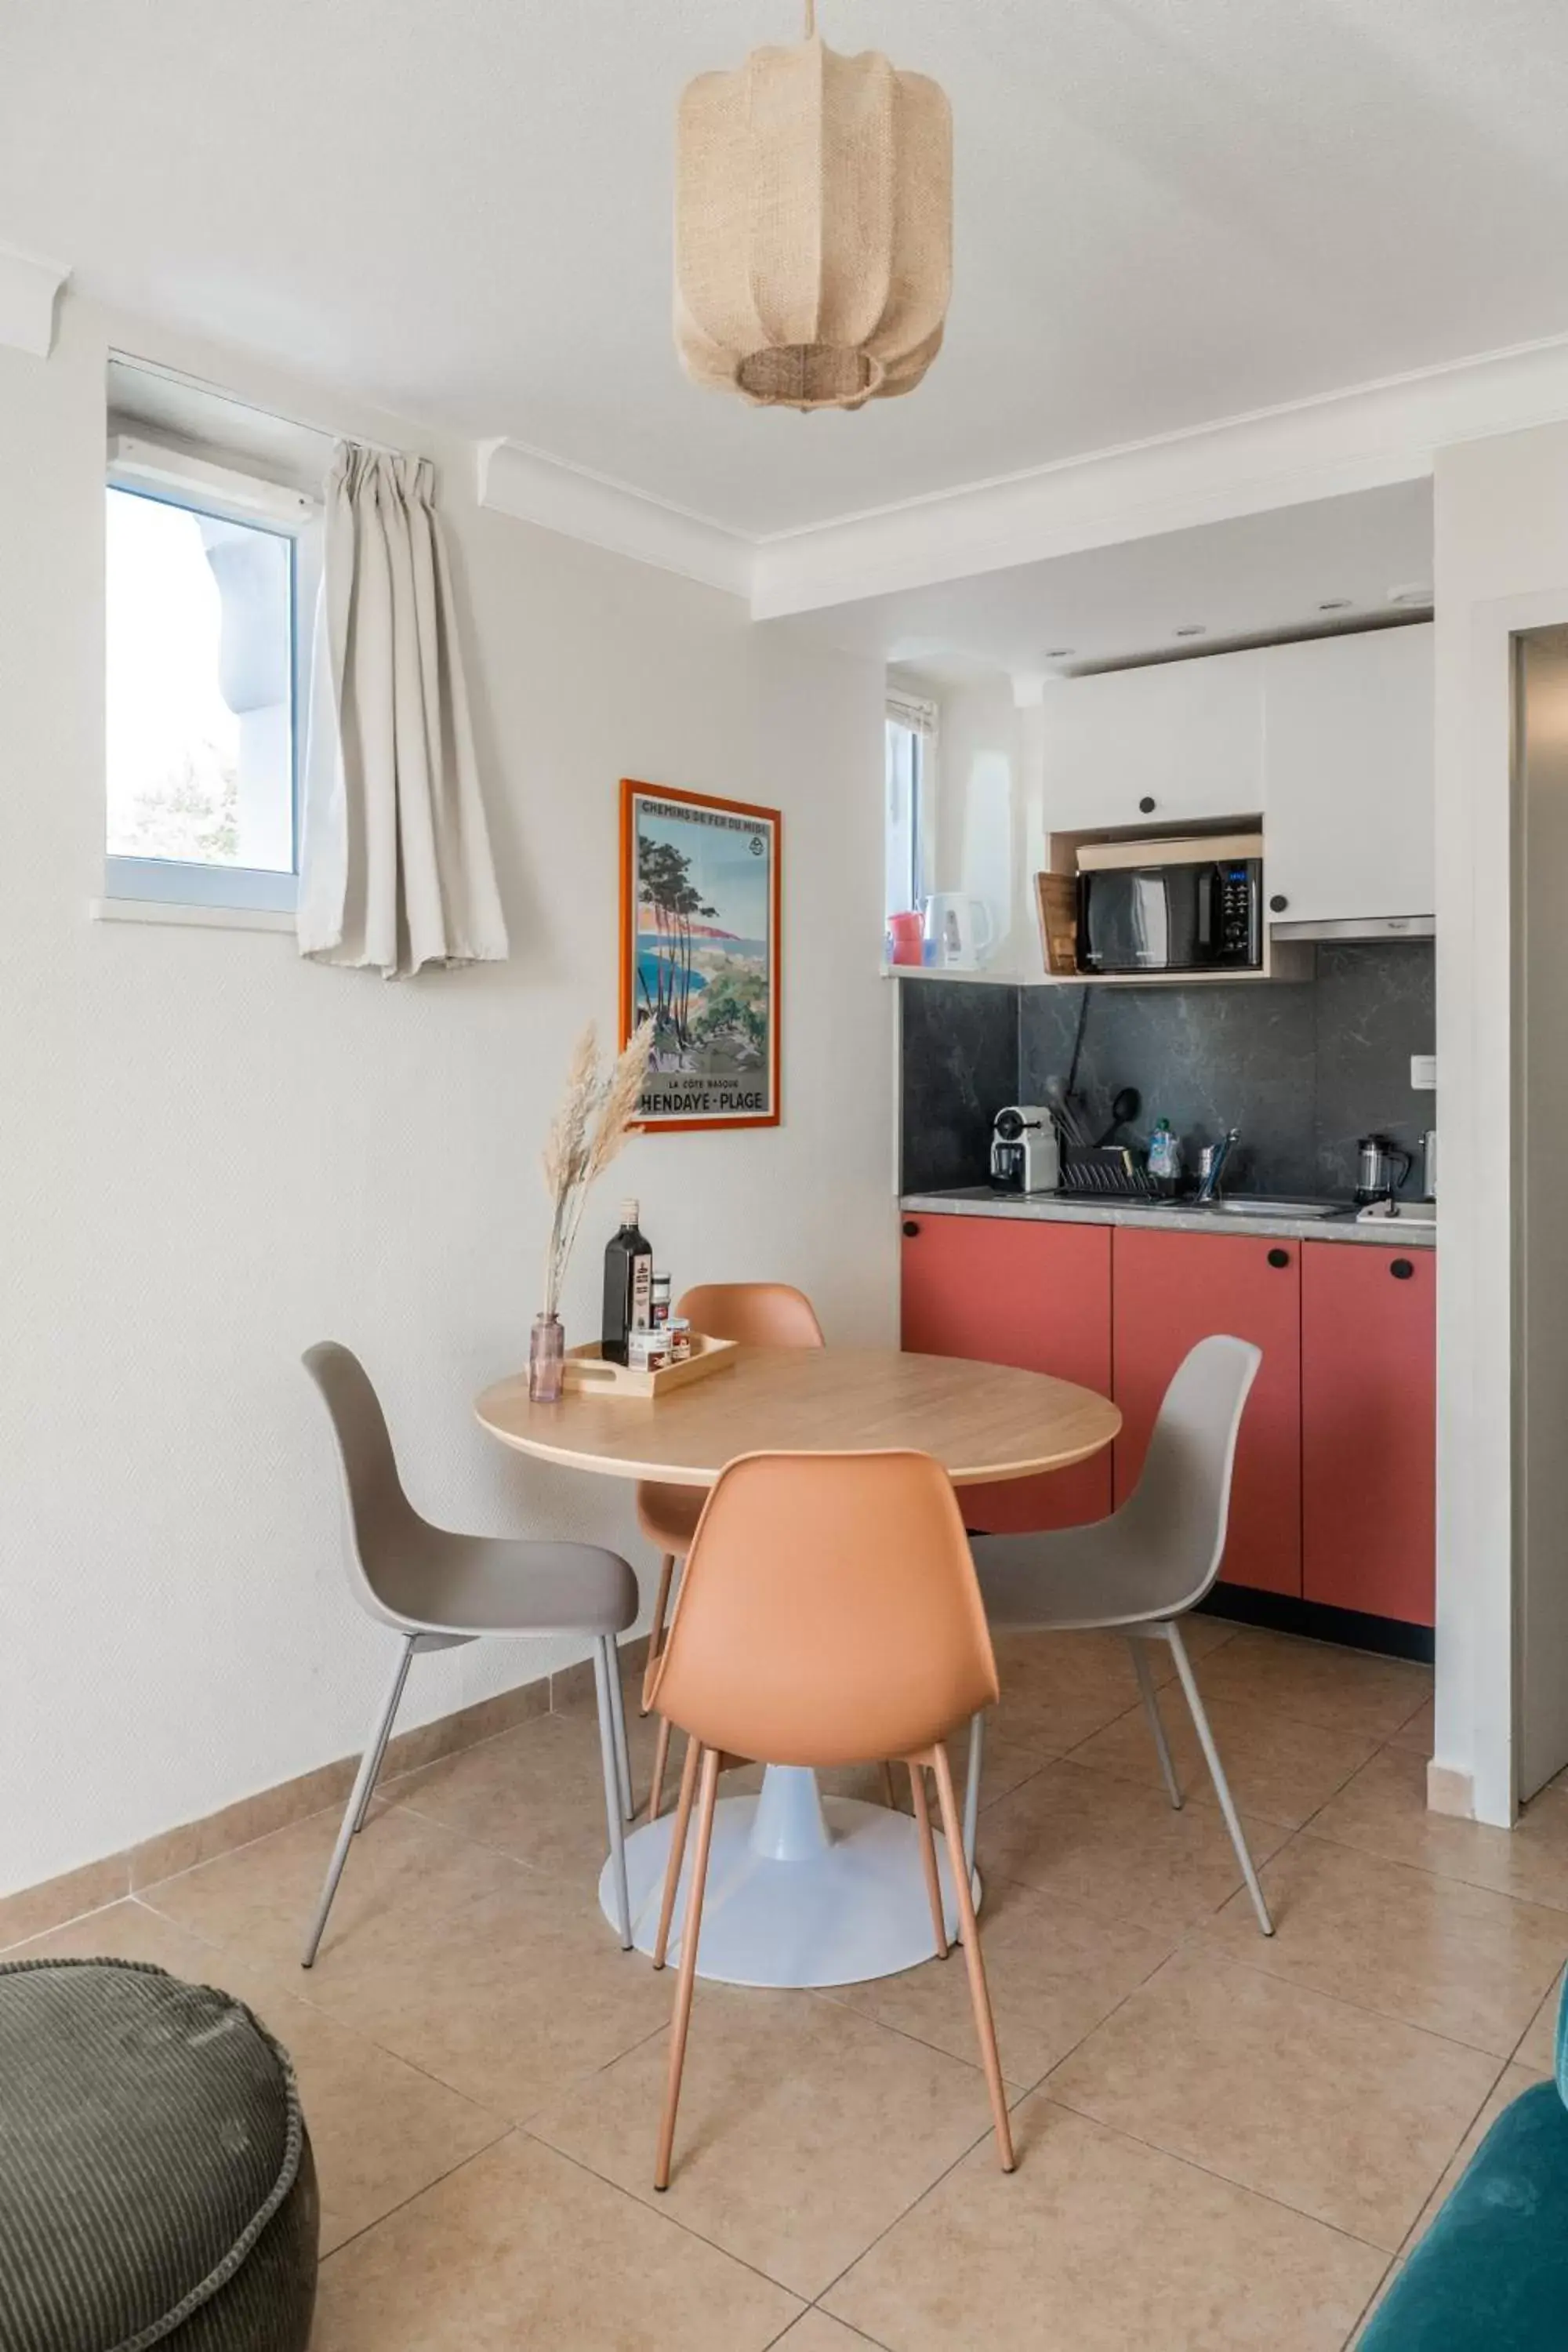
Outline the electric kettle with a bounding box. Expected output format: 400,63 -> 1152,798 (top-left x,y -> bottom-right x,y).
1355,1134 -> 1414,1204
923,894 -> 995,971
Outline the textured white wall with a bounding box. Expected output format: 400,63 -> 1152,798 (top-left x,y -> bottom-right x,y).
0,299 -> 893,1896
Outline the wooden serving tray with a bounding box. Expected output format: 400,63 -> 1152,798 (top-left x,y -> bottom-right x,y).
561,1334 -> 739,1399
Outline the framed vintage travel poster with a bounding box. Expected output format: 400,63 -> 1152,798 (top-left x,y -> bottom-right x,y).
619,779 -> 781,1131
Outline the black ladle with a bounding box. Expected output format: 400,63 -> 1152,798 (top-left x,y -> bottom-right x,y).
1096,1086 -> 1142,1147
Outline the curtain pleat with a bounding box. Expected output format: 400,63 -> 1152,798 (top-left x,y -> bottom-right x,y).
299,444 -> 509,977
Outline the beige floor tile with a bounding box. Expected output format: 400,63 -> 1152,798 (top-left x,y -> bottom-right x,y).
384,1704 -> 656,1878
824,2095 -> 1386,2352
0,1852 -> 129,1951
9,1898 -> 508,2254
1200,1833 -> 1568,2054
529,1982 -> 1008,2299
313,2132 -> 801,2350
1311,1747 -> 1568,1911
140,1802 -> 521,1972
1350,2260 -> 1403,2347
1386,1696 -> 1434,1756
1046,1946 -> 1500,2249
1068,1691 -> 1382,1829
299,1867 -> 671,2122
976,1759 -> 1290,1933
822,1869 -> 1178,2089
775,2314 -> 890,2350
1193,1630 -> 1432,1742
989,1630 -> 1164,1756
1400,2063 -> 1547,2256
1515,1964 -> 1564,2072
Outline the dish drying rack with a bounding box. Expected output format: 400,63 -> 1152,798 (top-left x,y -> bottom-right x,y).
1055,1144 -> 1157,1200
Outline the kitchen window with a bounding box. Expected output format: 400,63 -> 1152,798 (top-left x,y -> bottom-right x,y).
104,437 -> 318,914
884,691 -> 935,924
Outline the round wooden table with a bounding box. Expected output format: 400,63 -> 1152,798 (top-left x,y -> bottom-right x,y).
476,1346 -> 1120,1989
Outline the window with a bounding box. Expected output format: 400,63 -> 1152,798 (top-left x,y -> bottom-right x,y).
885,693 -> 935,923
104,438 -> 317,913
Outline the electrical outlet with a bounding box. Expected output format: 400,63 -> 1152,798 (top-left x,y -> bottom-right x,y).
1410,1053 -> 1437,1091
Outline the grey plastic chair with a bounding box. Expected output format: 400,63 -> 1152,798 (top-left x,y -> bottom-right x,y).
299,1343 -> 640,1967
971,1334 -> 1274,1936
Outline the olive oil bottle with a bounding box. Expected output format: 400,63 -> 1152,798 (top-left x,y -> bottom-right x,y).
601,1200 -> 653,1366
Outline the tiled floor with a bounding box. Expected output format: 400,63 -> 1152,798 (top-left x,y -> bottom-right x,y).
11,1621 -> 1566,2350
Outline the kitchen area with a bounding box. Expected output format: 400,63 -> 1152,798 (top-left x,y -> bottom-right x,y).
885,539 -> 1442,1668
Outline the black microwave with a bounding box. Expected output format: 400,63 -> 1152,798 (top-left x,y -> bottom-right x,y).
1076,855 -> 1263,975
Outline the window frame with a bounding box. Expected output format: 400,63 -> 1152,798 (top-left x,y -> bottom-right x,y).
103,453 -> 319,915
884,700 -> 934,924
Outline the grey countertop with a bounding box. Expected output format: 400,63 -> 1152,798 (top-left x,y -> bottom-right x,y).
900,1185 -> 1438,1248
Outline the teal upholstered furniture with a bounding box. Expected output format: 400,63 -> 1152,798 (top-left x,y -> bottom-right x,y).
0,1956 -> 318,2351
1361,1980 -> 1568,2349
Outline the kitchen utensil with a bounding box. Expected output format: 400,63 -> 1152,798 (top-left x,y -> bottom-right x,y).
1421,1129 -> 1437,1199
923,893 -> 996,971
1096,1086 -> 1142,1146
1355,1134 -> 1414,1204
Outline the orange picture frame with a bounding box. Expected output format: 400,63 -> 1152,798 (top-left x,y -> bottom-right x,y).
619,778 -> 782,1132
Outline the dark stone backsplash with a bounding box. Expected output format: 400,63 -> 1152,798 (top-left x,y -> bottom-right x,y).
902,942 -> 1435,1199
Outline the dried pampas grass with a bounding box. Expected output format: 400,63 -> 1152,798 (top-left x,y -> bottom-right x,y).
541,1018 -> 654,1318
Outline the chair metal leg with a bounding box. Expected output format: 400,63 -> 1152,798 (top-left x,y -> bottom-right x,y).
880,1761 -> 900,1809
1165,1622 -> 1274,1936
301,1635 -> 416,1969
1127,1634 -> 1184,1811
647,1713 -> 673,1824
931,1741 -> 1014,2172
654,1733 -> 700,1970
593,1637 -> 633,1949
641,1555 -> 676,1715
655,1743 -> 721,2190
909,1762 -> 949,1958
605,1635 -> 633,1821
962,1710 -> 985,1875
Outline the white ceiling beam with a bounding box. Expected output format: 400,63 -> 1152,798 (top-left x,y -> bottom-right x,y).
749,333 -> 1568,620
0,241 -> 70,358
477,437 -> 752,599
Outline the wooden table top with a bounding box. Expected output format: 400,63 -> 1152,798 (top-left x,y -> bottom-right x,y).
475,1345 -> 1120,1488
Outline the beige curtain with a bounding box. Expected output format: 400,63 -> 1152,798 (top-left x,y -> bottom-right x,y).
299,445 -> 509,977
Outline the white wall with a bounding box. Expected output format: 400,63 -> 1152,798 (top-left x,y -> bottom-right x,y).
1432,419 -> 1568,1824
0,299 -> 893,1896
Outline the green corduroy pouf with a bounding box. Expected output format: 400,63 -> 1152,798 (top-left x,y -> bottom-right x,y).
0,1958 -> 318,2352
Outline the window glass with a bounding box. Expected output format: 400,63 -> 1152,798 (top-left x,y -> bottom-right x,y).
105,485 -> 294,873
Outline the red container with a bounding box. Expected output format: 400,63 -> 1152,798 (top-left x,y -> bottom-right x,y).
887,909 -> 924,966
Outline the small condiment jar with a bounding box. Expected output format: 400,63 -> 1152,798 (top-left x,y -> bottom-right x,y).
627,1329 -> 672,1373
666,1316 -> 692,1362
650,1273 -> 673,1329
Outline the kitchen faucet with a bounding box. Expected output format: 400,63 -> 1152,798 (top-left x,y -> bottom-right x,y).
1193,1127 -> 1239,1204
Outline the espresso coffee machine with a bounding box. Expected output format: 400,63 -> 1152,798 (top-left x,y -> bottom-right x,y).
989,1105 -> 1060,1195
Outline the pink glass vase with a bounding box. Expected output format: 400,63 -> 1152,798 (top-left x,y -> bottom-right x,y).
528,1312 -> 565,1403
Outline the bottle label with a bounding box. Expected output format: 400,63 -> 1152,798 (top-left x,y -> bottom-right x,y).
630,1254 -> 653,1330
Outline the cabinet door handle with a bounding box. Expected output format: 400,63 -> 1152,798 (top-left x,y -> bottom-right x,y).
1269,893 -> 1288,913
1391,1257 -> 1414,1279
1267,1247 -> 1290,1269
902,1220 -> 920,1238
1138,795 -> 1156,815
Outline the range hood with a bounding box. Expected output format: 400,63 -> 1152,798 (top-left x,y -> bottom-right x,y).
1270,913 -> 1433,942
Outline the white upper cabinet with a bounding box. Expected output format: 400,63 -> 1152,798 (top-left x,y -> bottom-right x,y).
1262,625 -> 1434,926
1038,648 -> 1265,835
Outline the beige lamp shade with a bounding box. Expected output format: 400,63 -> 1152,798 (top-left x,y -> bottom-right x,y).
675,28 -> 953,412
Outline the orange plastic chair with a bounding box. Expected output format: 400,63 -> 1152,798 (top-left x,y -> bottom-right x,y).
644,1449 -> 1014,2189
637,1283 -> 826,1820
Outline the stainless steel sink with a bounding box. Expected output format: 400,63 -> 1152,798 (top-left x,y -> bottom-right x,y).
1190,1196 -> 1346,1220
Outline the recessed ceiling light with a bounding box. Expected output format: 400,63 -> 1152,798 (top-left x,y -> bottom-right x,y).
1044,647 -> 1075,659
1387,583 -> 1432,607
1173,624 -> 1207,639
1316,597 -> 1354,613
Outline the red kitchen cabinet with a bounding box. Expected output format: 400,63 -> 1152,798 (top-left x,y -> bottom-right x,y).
1302,1243 -> 1436,1625
901,1214 -> 1114,1530
1111,1226 -> 1302,1595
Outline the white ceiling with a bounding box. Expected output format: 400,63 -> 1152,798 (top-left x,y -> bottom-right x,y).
5,2 -> 1568,539
808,479 -> 1433,675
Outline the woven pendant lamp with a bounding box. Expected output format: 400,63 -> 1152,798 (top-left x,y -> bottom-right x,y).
674,0 -> 952,412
